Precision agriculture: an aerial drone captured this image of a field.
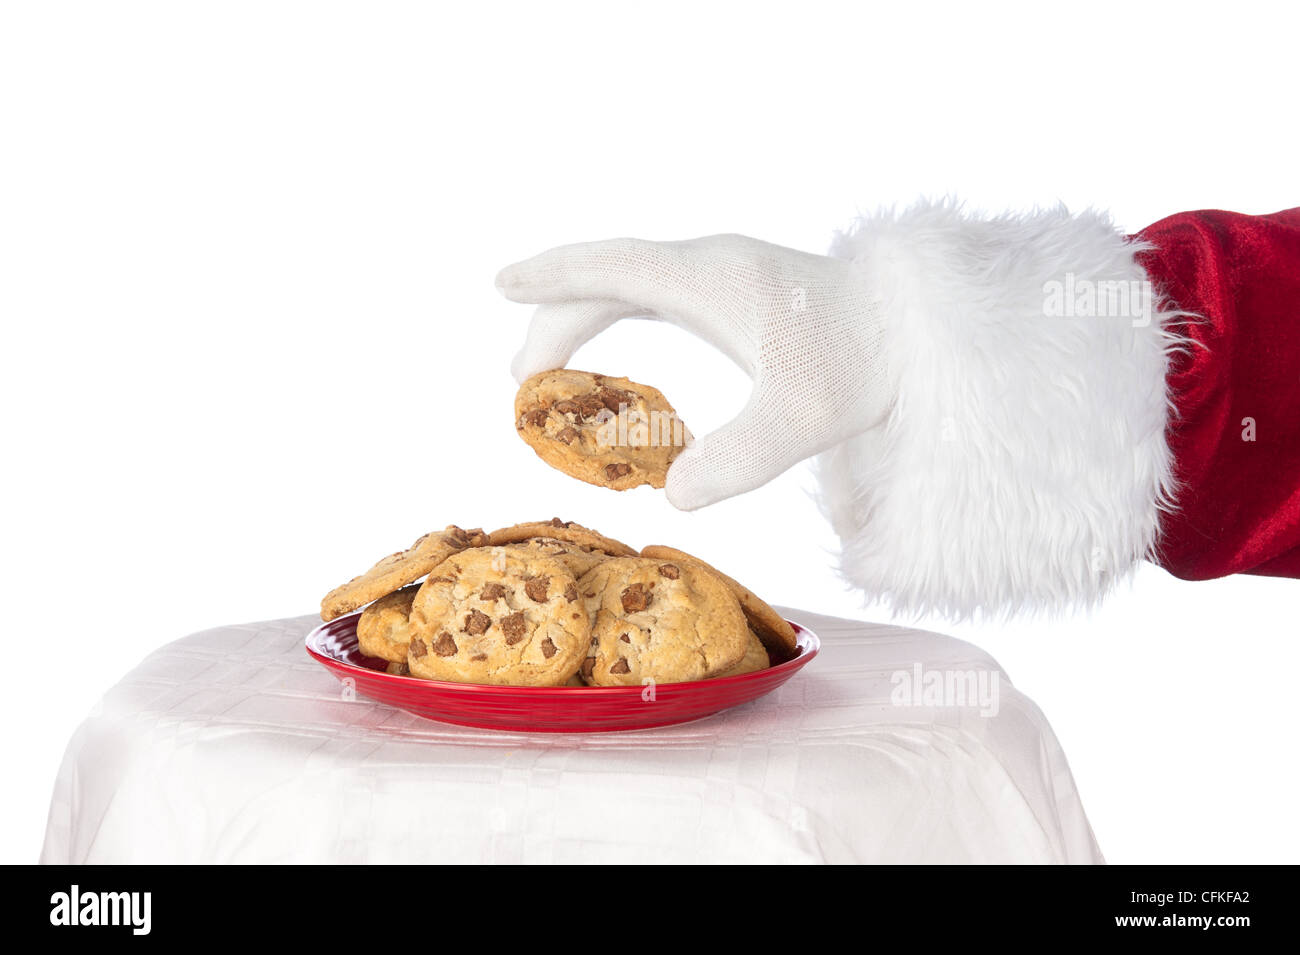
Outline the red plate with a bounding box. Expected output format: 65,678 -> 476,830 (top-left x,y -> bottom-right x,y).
305,613 -> 819,733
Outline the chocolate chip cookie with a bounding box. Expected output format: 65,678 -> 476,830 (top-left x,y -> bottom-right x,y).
575,557 -> 748,686
500,536 -> 610,578
715,629 -> 770,678
356,585 -> 420,664
640,544 -> 798,660
320,524 -> 487,621
487,517 -> 636,558
514,370 -> 691,490
407,547 -> 588,686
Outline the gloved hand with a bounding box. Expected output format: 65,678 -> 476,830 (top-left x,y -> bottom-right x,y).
495,234 -> 894,510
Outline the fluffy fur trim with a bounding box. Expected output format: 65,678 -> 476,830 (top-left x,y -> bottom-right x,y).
815,200 -> 1182,618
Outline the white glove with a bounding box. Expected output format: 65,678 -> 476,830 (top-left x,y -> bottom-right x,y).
495,234 -> 894,510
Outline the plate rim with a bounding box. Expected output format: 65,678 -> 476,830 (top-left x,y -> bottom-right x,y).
305,612 -> 819,694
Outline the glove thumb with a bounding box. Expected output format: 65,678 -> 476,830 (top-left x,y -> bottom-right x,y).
665,393 -> 786,510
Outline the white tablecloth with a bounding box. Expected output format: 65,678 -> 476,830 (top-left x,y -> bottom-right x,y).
40,610 -> 1102,864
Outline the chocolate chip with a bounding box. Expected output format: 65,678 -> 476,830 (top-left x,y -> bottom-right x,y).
433,632 -> 457,656
409,637 -> 428,658
442,526 -> 481,548
471,653 -> 488,662
539,638 -> 557,659
480,582 -> 506,601
523,408 -> 549,428
621,582 -> 652,613
610,658 -> 630,674
549,517 -> 569,528
597,387 -> 632,412
564,582 -> 578,603
501,612 -> 526,644
619,632 -> 630,643
577,394 -> 605,418
581,658 -> 595,679
524,576 -> 550,602
658,563 -> 680,579
427,575 -> 454,584
605,463 -> 632,480
556,426 -> 579,445
462,609 -> 490,635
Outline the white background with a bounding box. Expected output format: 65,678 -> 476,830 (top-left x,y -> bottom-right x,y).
2,1 -> 1296,864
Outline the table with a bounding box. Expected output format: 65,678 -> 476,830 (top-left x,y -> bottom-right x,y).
40,609 -> 1102,864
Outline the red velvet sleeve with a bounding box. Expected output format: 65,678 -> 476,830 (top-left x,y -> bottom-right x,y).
1134,208 -> 1300,580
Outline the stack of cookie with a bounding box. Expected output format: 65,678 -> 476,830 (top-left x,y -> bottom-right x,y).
319,518 -> 797,687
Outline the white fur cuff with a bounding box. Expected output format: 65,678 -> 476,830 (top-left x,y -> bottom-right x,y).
815,201 -> 1179,617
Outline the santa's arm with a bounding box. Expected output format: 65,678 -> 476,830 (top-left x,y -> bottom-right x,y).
815,203 -> 1300,616
496,203 -> 1300,616
1135,208 -> 1300,580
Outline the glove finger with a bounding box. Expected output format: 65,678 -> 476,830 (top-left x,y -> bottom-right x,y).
510,299 -> 648,384
496,237 -> 682,305
502,239 -> 764,373
664,391 -> 792,510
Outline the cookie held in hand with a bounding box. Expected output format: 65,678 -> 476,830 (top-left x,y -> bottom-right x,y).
514,370 -> 691,490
